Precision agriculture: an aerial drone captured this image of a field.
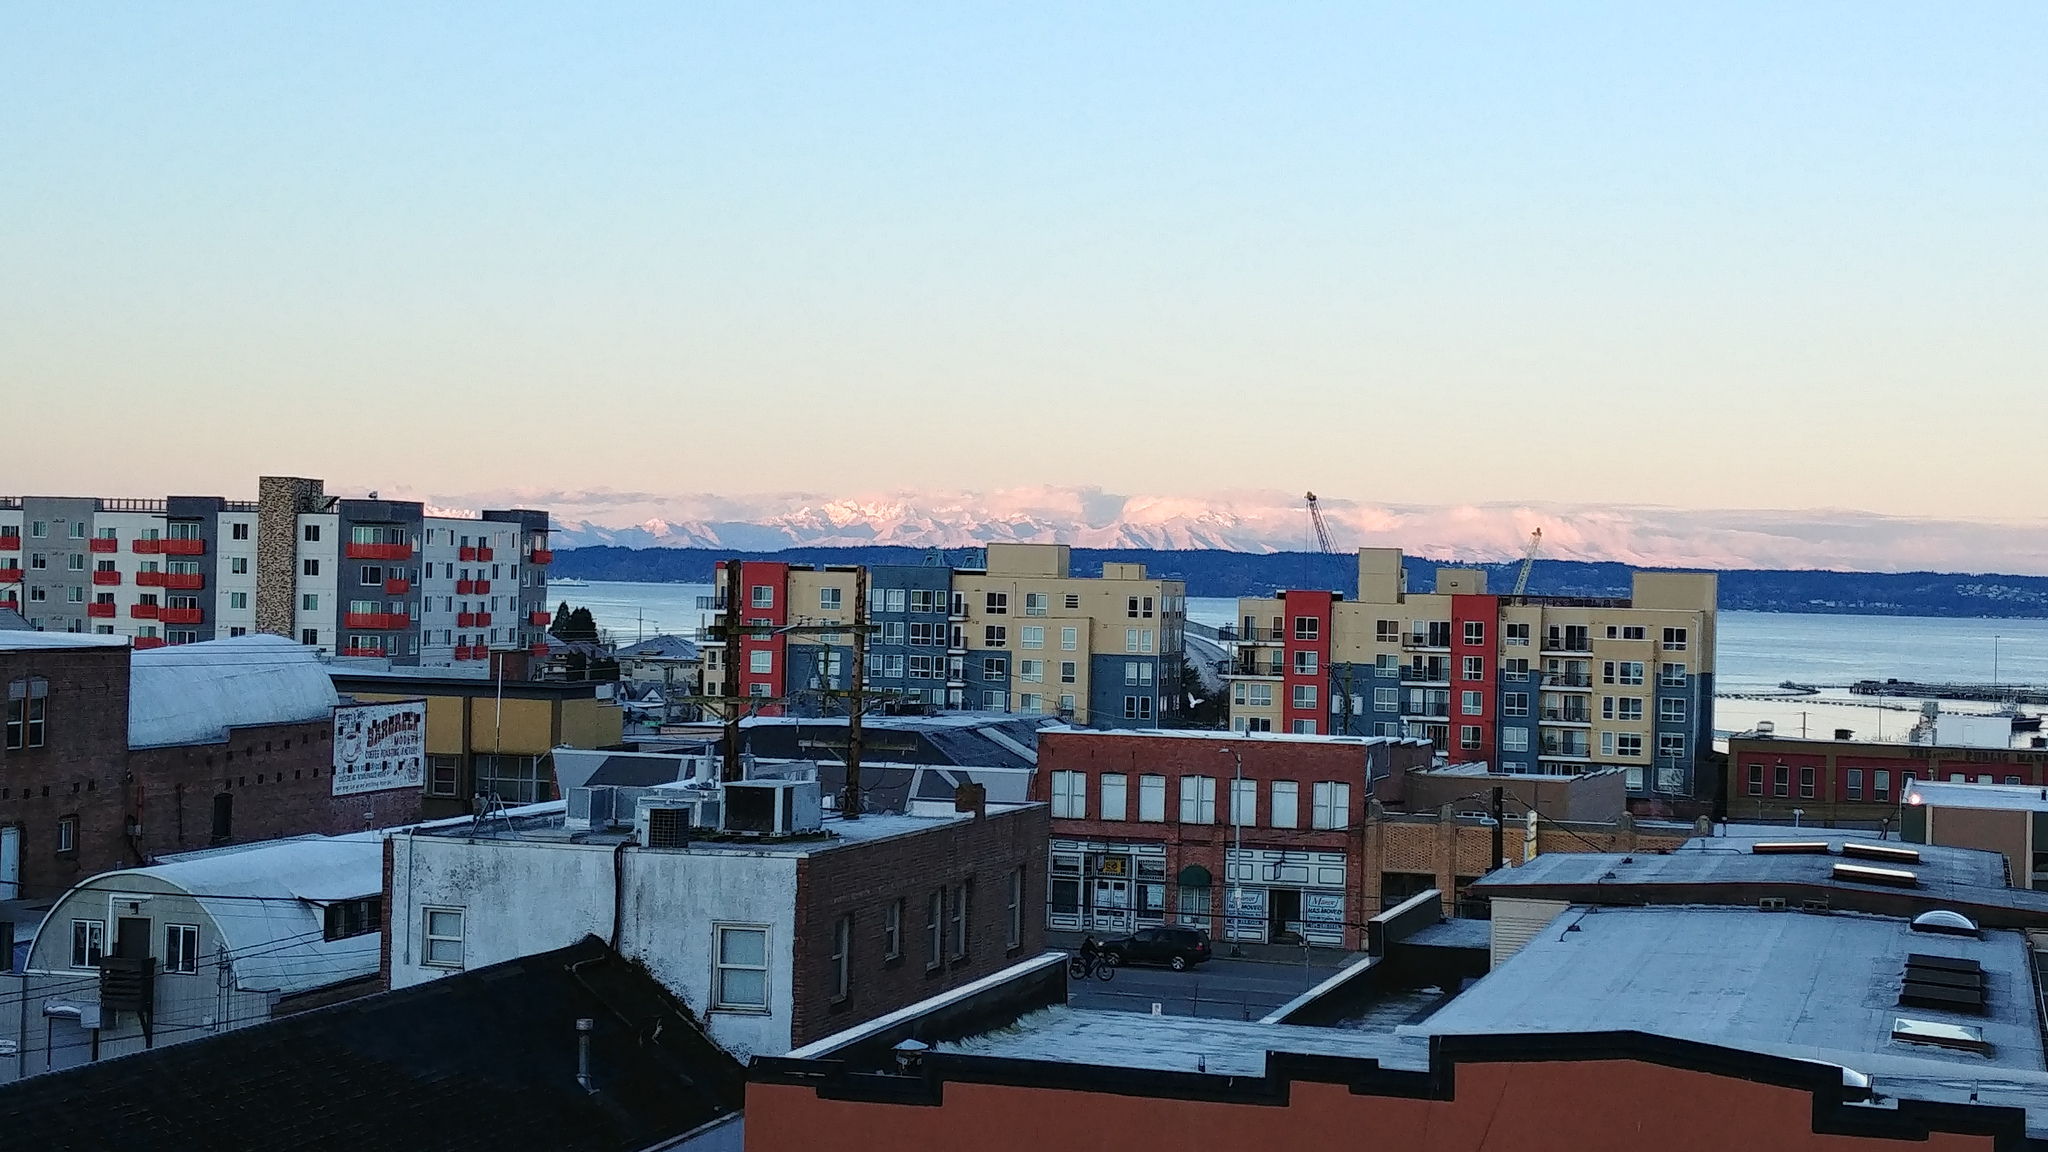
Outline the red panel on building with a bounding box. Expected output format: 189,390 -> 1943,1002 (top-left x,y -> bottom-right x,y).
1451,594 -> 1500,767
732,561 -> 791,716
1279,590 -> 1333,736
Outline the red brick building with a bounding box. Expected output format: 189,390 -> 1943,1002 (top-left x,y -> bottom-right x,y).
1,632 -> 421,901
1725,732 -> 2048,825
1034,729 -> 1434,949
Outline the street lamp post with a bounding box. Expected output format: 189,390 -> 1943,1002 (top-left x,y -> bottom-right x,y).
1217,746 -> 1244,957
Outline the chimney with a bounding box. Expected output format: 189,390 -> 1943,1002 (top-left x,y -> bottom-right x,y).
576,1017 -> 595,1092
954,782 -> 987,820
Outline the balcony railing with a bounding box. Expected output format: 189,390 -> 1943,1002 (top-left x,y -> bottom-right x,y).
384,578 -> 410,594
161,608 -> 203,625
342,645 -> 389,658
86,603 -> 115,619
0,565 -> 20,581
164,574 -> 204,591
136,572 -> 166,587
130,604 -> 159,619
455,579 -> 475,595
457,612 -> 477,627
476,546 -> 494,561
1401,665 -> 1450,684
1406,703 -> 1451,718
1542,672 -> 1593,688
88,538 -> 118,554
345,542 -> 413,560
530,549 -> 553,565
161,538 -> 205,556
1540,738 -> 1592,758
1540,708 -> 1592,724
474,611 -> 491,626
132,636 -> 166,649
344,611 -> 409,630
1231,659 -> 1284,677
1403,632 -> 1451,649
1541,638 -> 1593,653
528,610 -> 551,626
473,579 -> 490,594
459,546 -> 478,561
131,539 -> 164,554
0,536 -> 18,552
92,571 -> 122,586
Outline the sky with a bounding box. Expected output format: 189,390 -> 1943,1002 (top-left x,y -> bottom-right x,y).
5,4 -> 2047,533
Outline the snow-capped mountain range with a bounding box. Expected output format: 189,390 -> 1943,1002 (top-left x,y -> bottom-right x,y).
385,485 -> 2048,574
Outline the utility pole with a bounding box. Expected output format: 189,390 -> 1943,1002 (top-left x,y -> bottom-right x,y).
1491,785 -> 1505,872
844,567 -> 868,819
722,559 -> 745,783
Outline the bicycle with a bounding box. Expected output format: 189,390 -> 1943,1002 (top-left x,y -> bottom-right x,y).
1067,951 -> 1115,981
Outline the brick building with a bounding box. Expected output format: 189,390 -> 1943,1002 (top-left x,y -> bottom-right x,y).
385,773 -> 1047,1057
1,632 -> 420,902
1726,731 -> 2048,827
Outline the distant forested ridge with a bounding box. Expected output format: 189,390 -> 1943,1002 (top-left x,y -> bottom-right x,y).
551,546 -> 2048,619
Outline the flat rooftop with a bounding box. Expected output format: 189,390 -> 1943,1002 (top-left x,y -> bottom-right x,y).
418,797 -> 1025,855
1906,779 -> 2048,812
939,1004 -> 1429,1078
1037,724 -> 1428,747
1477,833 -> 2015,895
0,632 -> 128,651
1417,905 -> 2048,1091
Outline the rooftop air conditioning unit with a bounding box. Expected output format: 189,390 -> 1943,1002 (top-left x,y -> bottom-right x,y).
634,792 -> 719,849
568,786 -> 616,832
721,779 -> 823,837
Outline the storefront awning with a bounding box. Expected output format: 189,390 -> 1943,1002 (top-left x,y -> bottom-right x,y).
1176,864 -> 1212,888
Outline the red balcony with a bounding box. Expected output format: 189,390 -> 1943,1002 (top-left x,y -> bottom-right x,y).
529,642 -> 549,657
344,611 -> 409,630
476,546 -> 494,562
0,536 -> 19,552
455,579 -> 475,595
130,604 -> 160,620
530,548 -> 553,565
474,611 -> 492,626
136,571 -> 167,587
452,645 -> 474,661
86,603 -> 115,619
88,538 -> 118,554
164,573 -> 204,591
345,542 -> 413,561
161,538 -> 206,556
131,539 -> 164,554
458,546 -> 477,562
92,570 -> 122,586
133,637 -> 166,650
473,579 -> 491,594
457,612 -> 476,628
528,610 -> 551,626
0,566 -> 20,582
384,578 -> 410,594
341,646 -> 389,657
161,608 -> 203,625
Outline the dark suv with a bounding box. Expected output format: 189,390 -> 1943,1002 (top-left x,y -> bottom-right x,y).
1102,926 -> 1212,971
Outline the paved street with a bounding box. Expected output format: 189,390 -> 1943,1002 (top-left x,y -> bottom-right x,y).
1066,956 -> 1339,1021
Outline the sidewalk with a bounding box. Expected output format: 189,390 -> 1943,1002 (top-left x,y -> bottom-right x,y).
1045,928 -> 1362,970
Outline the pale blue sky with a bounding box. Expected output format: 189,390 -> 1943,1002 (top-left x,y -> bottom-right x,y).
4,4 -> 2044,518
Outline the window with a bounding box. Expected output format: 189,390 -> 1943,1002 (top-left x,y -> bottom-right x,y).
1018,626 -> 1045,649
1773,765 -> 1790,797
324,897 -> 381,941
1312,782 -> 1351,830
948,885 -> 969,959
1845,768 -> 1864,800
422,908 -> 464,968
746,584 -> 773,608
1662,627 -> 1688,650
1294,650 -> 1318,675
1138,770 -> 1171,815
1059,694 -> 1075,713
1124,661 -> 1153,685
1461,620 -> 1485,646
1657,697 -> 1686,723
1179,776 -> 1216,824
1291,684 -> 1316,710
302,559 -> 319,577
1224,778 -> 1256,827
303,524 -> 320,542
1502,728 -> 1529,752
713,924 -> 770,1009
1501,657 -> 1529,679
1747,764 -> 1764,796
65,553 -> 84,572
983,656 -> 1007,680
925,892 -> 944,968
1502,692 -> 1529,718
163,924 -> 200,974
228,591 -> 248,609
1245,683 -> 1272,707
427,755 -> 461,798
1462,655 -> 1484,681
884,900 -> 903,959
1051,770 -> 1087,819
984,625 -> 1007,647
1024,592 -> 1048,616
1604,661 -> 1644,685
1874,770 -> 1892,801
70,920 -> 105,969
1617,733 -> 1643,757
1270,780 -> 1299,828
229,521 -> 250,541
819,587 -> 842,611
1372,619 -> 1399,643
1461,725 -> 1482,750
1007,868 -> 1024,948
27,554 -> 44,571
1293,616 -> 1319,641
984,592 -> 1008,615
1427,621 -> 1454,647
1060,661 -> 1077,683
908,622 -> 939,647
1616,697 -> 1643,721
1101,773 -> 1127,820
1018,659 -> 1043,683
1060,627 -> 1078,651
749,650 -> 772,674
1657,733 -> 1686,759
1660,663 -> 1687,686
56,815 -> 77,852
7,676 -> 49,749
1461,690 -> 1483,715
1123,695 -> 1153,720
908,588 -> 937,614
1373,687 -> 1398,712
1601,730 -> 1614,756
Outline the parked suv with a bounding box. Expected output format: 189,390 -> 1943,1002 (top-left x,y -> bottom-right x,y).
1102,926 -> 1212,971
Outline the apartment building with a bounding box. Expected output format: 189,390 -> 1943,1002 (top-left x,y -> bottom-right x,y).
702,544 -> 1187,729
1225,548 -> 1716,800
0,478 -> 553,667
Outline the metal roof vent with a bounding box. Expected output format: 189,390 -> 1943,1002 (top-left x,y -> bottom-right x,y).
1752,841 -> 1830,855
1911,910 -> 1981,937
1844,842 -> 1921,865
1901,953 -> 1986,1014
1891,1016 -> 1989,1054
1832,861 -> 1918,888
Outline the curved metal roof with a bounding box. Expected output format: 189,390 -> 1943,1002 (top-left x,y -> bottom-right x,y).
130,635 -> 337,749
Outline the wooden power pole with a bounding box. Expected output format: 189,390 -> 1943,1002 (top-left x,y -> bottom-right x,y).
722,558 -> 745,783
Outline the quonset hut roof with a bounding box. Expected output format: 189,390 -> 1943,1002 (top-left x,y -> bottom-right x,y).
130,634 -> 338,749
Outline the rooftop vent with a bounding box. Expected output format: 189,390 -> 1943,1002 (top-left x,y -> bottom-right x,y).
1832,861 -> 1918,888
1901,953 -> 1986,1014
721,779 -> 823,837
1891,1016 -> 1988,1054
1911,910 -> 1980,937
1751,841 -> 1830,855
1843,842 -> 1921,865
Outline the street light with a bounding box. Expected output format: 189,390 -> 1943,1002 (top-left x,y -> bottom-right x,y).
1217,746 -> 1245,957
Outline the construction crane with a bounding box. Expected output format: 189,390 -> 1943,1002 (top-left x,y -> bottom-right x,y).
1512,528 -> 1543,596
1305,492 -> 1334,553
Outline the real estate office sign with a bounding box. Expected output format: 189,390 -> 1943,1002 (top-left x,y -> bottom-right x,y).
332,700 -> 427,796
